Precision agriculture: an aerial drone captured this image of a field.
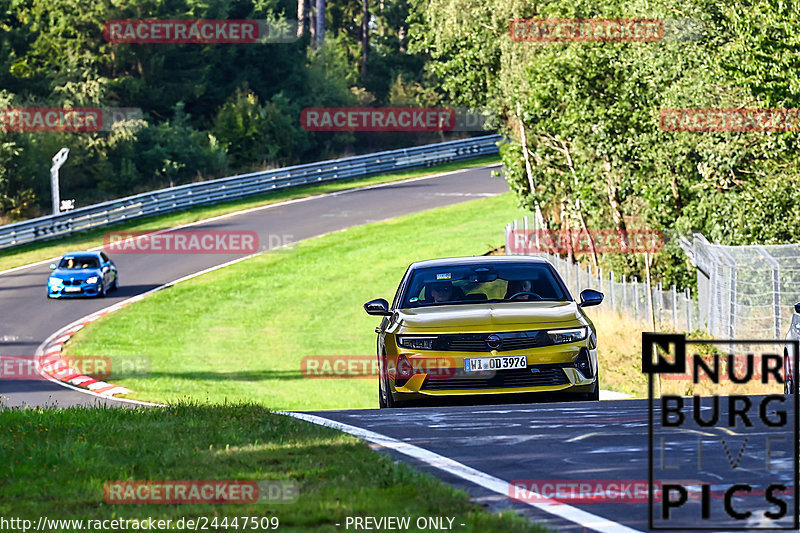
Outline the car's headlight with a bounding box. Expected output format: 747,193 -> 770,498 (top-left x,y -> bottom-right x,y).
48,277 -> 63,286
85,276 -> 99,284
397,336 -> 437,350
547,327 -> 588,345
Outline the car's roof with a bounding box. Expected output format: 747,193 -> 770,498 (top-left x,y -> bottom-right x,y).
61,251 -> 102,259
408,255 -> 551,270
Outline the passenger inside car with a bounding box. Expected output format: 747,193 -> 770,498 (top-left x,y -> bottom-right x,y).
426,281 -> 464,303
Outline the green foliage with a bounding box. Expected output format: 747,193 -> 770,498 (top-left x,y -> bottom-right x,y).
0,0 -> 442,218
213,88 -> 307,168
412,0 -> 800,289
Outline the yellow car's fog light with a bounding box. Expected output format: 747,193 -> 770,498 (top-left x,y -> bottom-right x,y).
575,348 -> 593,378
396,355 -> 414,381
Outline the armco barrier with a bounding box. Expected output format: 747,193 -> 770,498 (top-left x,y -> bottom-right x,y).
0,135 -> 501,250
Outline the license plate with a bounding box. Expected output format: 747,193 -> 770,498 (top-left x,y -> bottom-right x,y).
464,356 -> 527,372
63,287 -> 81,293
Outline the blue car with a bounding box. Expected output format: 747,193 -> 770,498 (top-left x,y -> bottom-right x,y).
47,251 -> 118,298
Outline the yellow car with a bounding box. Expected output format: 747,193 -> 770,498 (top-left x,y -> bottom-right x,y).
364,256 -> 603,408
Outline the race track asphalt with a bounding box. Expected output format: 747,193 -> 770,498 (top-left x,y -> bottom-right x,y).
5,163 -> 789,532
0,164 -> 506,408
305,396 -> 796,532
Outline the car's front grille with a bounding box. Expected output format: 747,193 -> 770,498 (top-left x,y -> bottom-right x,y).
62,279 -> 81,286
420,364 -> 570,391
439,330 -> 552,352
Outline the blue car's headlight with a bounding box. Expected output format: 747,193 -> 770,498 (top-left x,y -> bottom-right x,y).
48,277 -> 63,287
85,276 -> 100,284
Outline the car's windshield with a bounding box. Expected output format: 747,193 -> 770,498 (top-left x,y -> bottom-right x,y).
58,256 -> 99,269
401,262 -> 570,308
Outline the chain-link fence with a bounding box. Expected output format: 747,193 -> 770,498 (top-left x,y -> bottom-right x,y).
682,234 -> 800,339
504,217 -> 701,333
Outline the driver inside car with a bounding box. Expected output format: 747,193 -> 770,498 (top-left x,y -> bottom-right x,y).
427,280 -> 463,303
505,279 -> 537,300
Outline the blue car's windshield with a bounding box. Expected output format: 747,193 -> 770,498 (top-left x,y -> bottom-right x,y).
401,262 -> 570,308
58,256 -> 99,269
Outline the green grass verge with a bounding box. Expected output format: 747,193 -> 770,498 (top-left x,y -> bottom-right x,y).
0,155 -> 500,273
64,193 -> 528,409
0,403 -> 547,532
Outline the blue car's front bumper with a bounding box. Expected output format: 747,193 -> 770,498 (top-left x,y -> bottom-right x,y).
47,281 -> 103,298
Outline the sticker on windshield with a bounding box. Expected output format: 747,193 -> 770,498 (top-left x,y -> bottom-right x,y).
436,273 -> 451,280
409,297 -> 419,302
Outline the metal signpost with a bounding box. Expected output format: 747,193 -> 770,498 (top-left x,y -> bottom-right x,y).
50,148 -> 69,215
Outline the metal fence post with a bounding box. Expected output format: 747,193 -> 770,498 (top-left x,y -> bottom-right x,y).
598,267 -> 603,294
609,271 -> 615,310
671,285 -> 677,332
685,288 -> 691,331
622,274 -> 627,311
633,278 -> 639,321
756,246 -> 782,339
656,281 -> 663,328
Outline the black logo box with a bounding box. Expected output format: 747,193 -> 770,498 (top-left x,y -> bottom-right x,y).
643,333 -> 800,530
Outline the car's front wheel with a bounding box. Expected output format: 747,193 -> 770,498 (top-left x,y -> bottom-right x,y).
379,372 -> 398,408
379,353 -> 403,408
583,372 -> 600,401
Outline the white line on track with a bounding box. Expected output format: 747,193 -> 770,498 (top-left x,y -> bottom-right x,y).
0,163 -> 502,277
283,411 -> 643,533
27,163 -> 502,405
32,253 -> 259,407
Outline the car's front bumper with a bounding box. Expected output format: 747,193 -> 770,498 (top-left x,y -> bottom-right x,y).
387,344 -> 597,400
48,283 -> 103,297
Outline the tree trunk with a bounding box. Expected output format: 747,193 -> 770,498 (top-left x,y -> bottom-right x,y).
515,102 -> 541,215
315,0 -> 325,46
297,0 -> 306,37
361,0 -> 369,78
309,3 -> 315,41
604,160 -> 629,252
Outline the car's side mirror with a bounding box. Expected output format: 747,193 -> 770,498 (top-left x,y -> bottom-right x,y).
49,264 -> 56,270
579,289 -> 604,307
795,302 -> 800,314
364,298 -> 392,316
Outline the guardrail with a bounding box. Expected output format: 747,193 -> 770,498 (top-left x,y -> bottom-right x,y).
0,135 -> 501,250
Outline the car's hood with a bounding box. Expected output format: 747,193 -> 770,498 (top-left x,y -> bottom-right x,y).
396,301 -> 584,330
50,268 -> 100,280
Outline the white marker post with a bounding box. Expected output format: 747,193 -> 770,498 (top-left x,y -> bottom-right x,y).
50,148 -> 69,215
